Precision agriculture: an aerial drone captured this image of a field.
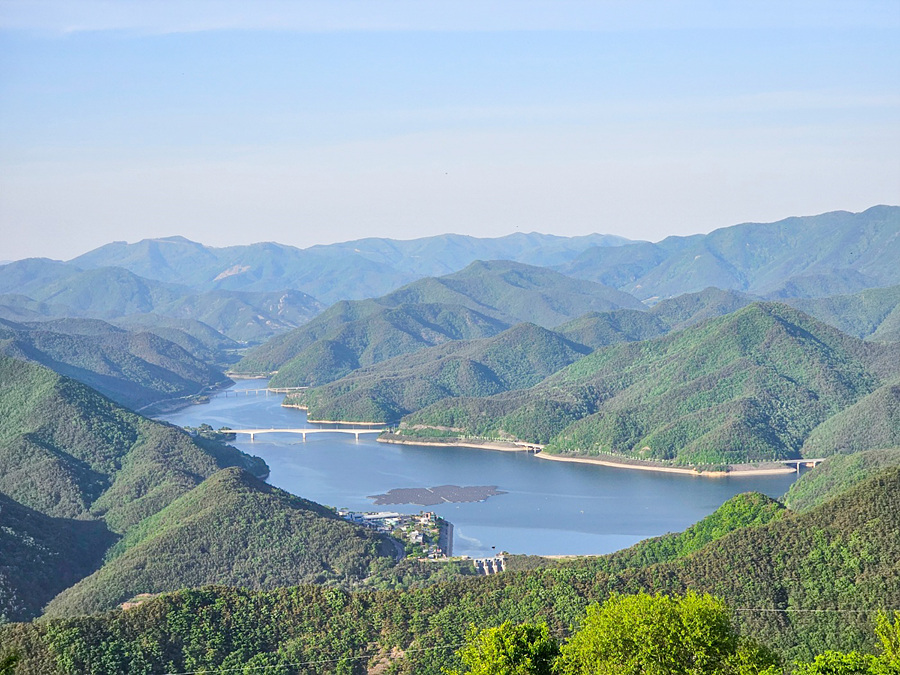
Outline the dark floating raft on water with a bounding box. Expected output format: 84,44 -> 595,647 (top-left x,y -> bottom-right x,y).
368,485 -> 506,506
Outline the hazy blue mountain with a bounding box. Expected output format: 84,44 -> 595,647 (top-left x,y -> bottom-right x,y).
69,232 -> 635,303
561,206 -> 900,301
155,288 -> 324,343
0,260 -> 323,343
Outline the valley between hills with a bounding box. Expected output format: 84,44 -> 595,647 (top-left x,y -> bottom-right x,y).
1,206 -> 899,673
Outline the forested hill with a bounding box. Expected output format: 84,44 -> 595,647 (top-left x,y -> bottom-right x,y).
0,317 -> 230,411
287,322 -> 592,423
235,260 -> 642,385
0,356 -> 267,622
4,463 -> 898,673
399,302 -> 900,466
42,467 -> 397,618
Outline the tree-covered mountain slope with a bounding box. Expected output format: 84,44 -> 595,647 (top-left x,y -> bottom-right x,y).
108,313 -> 240,365
0,356 -> 266,529
0,318 -> 230,411
782,447 -> 900,513
786,283 -> 900,342
0,493 -> 116,624
4,465 -> 898,674
154,288 -> 324,343
799,384 -> 900,457
561,205 -> 900,301
286,323 -> 591,422
43,467 -> 397,618
399,303 -> 899,466
0,357 -> 268,622
68,232 -> 634,303
236,260 -> 641,385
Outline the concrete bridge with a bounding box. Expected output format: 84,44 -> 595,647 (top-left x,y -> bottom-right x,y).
228,427 -> 386,441
218,387 -> 308,398
781,458 -> 826,472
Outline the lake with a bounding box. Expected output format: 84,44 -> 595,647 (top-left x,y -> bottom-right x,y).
159,380 -> 800,558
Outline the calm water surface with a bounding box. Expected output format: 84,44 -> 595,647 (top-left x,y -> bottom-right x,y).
159,380 -> 800,558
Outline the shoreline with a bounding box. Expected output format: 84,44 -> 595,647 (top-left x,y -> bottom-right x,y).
378,435 -> 531,453
533,451 -> 796,477
281,403 -> 387,427
379,435 -> 797,477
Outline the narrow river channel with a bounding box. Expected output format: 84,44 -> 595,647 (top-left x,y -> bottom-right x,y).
159,380 -> 801,558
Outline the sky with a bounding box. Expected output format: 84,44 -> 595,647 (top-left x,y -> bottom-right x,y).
1,1 -> 898,261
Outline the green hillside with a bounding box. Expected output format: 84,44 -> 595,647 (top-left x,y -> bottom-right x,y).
0,493 -> 115,624
0,356 -> 266,528
43,468 -> 396,617
0,318 -> 230,410
243,302 -> 510,386
787,284 -> 900,342
4,465 -> 898,673
109,313 -> 239,365
783,447 -> 900,512
287,323 -> 591,422
799,384 -> 900,457
0,357 -> 269,621
237,260 -> 641,385
378,260 -> 644,327
400,303 -> 896,466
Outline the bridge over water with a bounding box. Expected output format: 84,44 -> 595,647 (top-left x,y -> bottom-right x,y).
228,427 -> 386,441
218,387 -> 308,397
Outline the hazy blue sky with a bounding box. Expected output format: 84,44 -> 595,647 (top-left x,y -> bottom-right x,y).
1,1 -> 898,260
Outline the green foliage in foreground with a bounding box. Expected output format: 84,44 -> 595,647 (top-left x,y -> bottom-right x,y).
792,612 -> 900,674
452,603 -> 900,675
3,466 -> 898,674
449,621 -> 559,675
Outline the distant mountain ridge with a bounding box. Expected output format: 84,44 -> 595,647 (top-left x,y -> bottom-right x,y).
560,205 -> 900,301
0,260 -> 323,343
69,232 -> 635,304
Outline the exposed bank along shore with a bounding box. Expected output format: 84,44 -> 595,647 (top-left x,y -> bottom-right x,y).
378,433 -> 797,477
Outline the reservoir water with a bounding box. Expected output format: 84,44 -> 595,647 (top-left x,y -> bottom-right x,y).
159,380 -> 800,558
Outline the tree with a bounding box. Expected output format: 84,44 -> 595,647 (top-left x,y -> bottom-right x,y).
792,612 -> 900,675
555,591 -> 781,675
447,621 -> 559,675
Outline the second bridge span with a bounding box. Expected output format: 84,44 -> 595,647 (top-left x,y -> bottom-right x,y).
229,428 -> 386,441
